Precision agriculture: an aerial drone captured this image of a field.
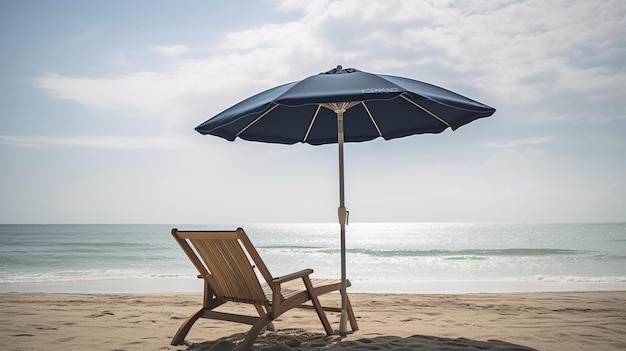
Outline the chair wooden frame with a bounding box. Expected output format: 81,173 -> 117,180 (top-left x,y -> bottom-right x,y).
170,228 -> 358,350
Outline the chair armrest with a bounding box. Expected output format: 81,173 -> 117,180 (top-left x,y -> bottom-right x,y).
271,269 -> 314,284
269,269 -> 315,315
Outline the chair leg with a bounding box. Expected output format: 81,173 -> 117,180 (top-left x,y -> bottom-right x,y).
171,295 -> 226,346
302,277 -> 333,335
254,305 -> 275,331
234,314 -> 274,351
171,308 -> 205,345
345,293 -> 359,331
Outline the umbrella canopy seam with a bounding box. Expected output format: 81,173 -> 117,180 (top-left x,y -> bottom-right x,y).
359,102 -> 383,138
400,94 -> 450,127
303,105 -> 322,143
236,103 -> 280,138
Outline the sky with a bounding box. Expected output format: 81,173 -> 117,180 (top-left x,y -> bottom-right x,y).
1,0 -> 625,224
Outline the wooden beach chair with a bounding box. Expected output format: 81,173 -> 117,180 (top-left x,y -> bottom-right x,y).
170,228 -> 358,350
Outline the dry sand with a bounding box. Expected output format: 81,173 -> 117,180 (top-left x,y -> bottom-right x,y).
1,291 -> 625,350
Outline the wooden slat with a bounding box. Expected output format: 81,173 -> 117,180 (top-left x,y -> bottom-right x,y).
189,236 -> 266,303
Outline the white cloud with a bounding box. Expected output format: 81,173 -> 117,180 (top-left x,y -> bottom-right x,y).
34,72 -> 190,125
0,135 -> 194,150
481,137 -> 554,149
31,0 -> 626,133
151,45 -> 188,57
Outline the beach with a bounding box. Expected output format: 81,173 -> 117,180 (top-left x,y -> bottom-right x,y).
1,291 -> 625,351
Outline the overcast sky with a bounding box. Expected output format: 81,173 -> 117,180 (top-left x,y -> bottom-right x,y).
1,0 -> 625,224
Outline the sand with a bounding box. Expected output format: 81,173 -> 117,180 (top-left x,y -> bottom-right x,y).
1,291 -> 625,351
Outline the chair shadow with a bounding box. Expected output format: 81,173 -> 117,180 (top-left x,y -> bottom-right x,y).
181,328 -> 538,351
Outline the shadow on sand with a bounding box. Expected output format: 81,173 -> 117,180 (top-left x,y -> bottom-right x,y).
180,328 -> 538,351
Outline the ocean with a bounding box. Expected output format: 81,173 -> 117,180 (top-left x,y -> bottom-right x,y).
1,223 -> 625,294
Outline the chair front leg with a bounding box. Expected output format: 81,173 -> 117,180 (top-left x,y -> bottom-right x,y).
271,284 -> 283,317
171,281 -> 225,346
171,308 -> 204,345
234,313 -> 274,351
344,292 -> 359,331
254,305 -> 275,331
302,276 -> 333,335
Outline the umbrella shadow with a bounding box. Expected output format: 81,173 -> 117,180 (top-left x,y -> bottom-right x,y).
180,328 -> 538,351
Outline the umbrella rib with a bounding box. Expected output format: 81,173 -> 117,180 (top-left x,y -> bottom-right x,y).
360,102 -> 383,137
236,103 -> 280,137
303,105 -> 322,142
400,94 -> 450,127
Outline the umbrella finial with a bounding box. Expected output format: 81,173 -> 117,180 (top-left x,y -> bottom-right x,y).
320,65 -> 359,75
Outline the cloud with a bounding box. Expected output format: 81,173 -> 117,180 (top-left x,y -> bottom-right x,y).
481,136 -> 554,149
32,0 -> 626,130
34,71 -> 190,125
0,135 -> 194,150
151,45 -> 189,57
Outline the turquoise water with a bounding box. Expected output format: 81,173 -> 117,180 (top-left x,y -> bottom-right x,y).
0,223 -> 625,293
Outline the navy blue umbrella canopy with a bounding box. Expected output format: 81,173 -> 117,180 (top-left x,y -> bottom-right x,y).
196,66 -> 495,334
196,66 -> 495,144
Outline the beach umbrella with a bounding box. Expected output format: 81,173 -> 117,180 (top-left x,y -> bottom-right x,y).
195,65 -> 496,334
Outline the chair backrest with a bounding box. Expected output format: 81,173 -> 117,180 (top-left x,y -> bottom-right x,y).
172,228 -> 273,304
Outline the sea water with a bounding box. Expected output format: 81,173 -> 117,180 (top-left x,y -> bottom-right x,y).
0,223 -> 625,293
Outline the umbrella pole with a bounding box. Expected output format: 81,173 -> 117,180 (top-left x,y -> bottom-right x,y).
337,109 -> 349,336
